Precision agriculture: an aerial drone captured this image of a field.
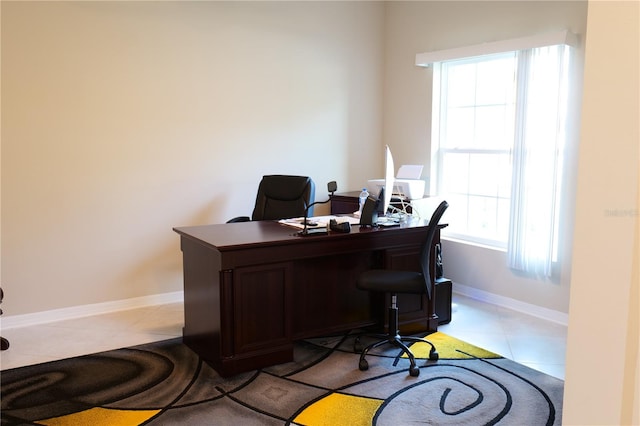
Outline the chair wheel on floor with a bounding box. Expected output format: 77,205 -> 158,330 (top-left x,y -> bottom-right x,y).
409,366 -> 420,377
359,358 -> 369,371
429,349 -> 439,361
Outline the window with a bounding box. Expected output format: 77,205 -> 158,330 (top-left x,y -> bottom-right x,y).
434,52 -> 517,247
430,43 -> 572,278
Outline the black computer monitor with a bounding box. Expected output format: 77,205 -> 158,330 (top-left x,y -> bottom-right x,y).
375,187 -> 385,216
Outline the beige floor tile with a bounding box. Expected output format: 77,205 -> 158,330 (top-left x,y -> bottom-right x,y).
1,297 -> 565,381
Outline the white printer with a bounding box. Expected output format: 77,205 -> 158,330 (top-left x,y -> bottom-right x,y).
367,165 -> 426,200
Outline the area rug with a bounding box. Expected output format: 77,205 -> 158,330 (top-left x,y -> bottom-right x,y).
1,332 -> 563,425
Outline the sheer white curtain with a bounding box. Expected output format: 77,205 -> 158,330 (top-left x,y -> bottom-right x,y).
507,45 -> 570,278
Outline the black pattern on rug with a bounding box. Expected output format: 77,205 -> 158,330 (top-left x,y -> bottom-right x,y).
0,332 -> 563,425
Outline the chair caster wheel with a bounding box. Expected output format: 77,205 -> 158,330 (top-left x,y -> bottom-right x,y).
409,366 -> 420,377
359,359 -> 369,371
429,350 -> 439,361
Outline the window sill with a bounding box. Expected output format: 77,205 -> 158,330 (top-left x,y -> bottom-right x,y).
441,235 -> 507,253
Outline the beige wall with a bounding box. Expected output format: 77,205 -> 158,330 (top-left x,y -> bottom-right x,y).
0,0 -> 591,317
1,1 -> 384,315
563,1 -> 639,424
383,1 -> 588,314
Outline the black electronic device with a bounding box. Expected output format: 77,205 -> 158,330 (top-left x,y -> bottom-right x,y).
360,187 -> 384,227
299,181 -> 337,236
375,187 -> 386,216
359,195 -> 380,227
330,219 -> 351,233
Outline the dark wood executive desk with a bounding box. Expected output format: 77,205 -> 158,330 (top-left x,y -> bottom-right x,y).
174,219 -> 444,377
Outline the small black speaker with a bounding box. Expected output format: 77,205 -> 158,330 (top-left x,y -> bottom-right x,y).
359,196 -> 379,227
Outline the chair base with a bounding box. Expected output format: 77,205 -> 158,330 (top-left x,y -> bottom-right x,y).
354,305 -> 439,377
355,333 -> 438,377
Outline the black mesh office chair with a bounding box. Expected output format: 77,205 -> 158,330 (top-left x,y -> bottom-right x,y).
227,175 -> 316,223
355,200 -> 449,377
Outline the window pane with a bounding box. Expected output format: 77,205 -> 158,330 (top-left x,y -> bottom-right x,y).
441,152 -> 469,194
443,193 -> 468,236
475,105 -> 513,149
468,153 -> 503,197
475,54 -> 516,105
467,195 -> 499,240
497,198 -> 510,242
446,63 -> 476,107
444,107 -> 474,147
497,154 -> 512,198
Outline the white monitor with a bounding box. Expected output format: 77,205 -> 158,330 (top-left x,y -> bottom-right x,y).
383,145 -> 394,215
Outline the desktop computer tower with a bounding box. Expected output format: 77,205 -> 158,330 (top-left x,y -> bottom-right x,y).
434,278 -> 452,325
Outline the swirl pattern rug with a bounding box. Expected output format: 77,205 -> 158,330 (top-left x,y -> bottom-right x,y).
1,332 -> 563,425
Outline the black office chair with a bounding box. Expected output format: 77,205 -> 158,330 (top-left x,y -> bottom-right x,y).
227,175 -> 316,223
355,200 -> 449,377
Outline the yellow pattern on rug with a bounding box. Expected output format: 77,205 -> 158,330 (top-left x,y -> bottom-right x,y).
39,407 -> 160,426
403,331 -> 501,359
294,392 -> 383,426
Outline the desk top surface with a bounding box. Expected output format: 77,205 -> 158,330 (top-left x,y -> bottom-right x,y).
174,218 -> 436,251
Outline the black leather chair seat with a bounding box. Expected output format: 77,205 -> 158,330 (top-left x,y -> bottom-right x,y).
358,270 -> 424,294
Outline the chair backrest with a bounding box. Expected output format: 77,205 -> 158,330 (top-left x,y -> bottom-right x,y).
419,200 -> 449,299
251,175 -> 316,221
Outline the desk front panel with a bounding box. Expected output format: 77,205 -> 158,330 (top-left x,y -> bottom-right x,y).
175,220 -> 440,376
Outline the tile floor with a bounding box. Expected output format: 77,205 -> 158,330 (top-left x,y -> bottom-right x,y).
0,294 -> 566,380
438,295 -> 567,380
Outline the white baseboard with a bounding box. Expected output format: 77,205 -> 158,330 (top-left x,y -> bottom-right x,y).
1,291 -> 184,330
452,282 -> 569,326
2,285 -> 568,330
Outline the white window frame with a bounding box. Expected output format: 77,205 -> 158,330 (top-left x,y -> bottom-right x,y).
431,53 -> 516,248
418,31 -> 577,278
